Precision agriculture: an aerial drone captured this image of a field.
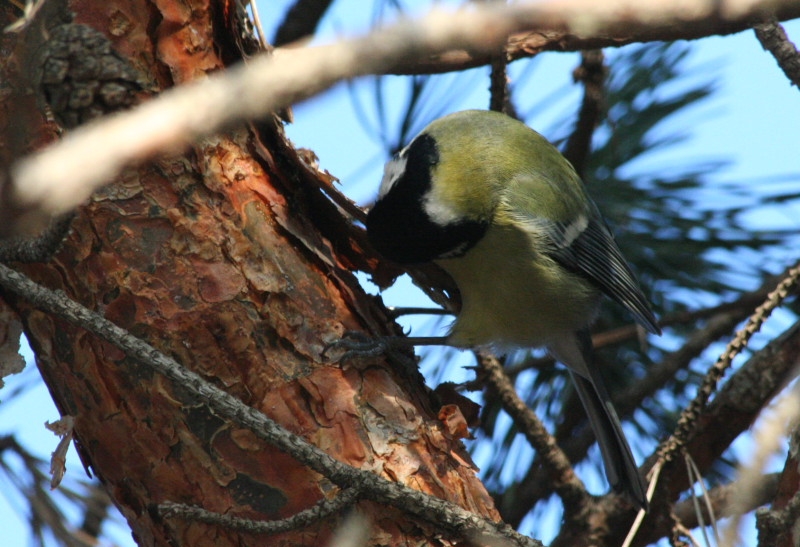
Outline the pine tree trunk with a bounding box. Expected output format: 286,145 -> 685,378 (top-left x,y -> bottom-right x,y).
0,1 -> 499,545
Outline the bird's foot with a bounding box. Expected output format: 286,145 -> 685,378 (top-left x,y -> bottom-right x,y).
323,331 -> 414,363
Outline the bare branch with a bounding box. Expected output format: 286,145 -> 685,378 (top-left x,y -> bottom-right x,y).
658,261 -> 800,464
488,53 -> 512,115
475,351 -> 591,515
672,473 -> 779,528
159,488 -> 360,534
754,19 -> 800,87
0,214 -> 73,263
395,2 -> 800,75
5,0 -> 800,235
563,50 -> 606,178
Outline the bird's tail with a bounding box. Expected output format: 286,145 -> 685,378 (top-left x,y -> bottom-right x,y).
569,369 -> 648,511
550,330 -> 648,511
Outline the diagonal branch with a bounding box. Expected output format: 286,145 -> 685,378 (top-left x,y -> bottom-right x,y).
672,473 -> 779,531
475,351 -> 590,517
754,19 -> 800,87
5,0 -> 800,236
159,488 -> 361,534
657,261 -> 800,465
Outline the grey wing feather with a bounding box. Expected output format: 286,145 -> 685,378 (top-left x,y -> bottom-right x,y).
548,214 -> 660,335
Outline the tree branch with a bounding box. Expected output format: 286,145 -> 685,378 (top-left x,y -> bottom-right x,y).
627,319 -> 800,546
475,351 -> 591,517
754,19 -> 800,87
562,50 -> 606,177
672,472 -> 779,529
488,52 -> 512,115
658,261 -> 800,464
158,488 -> 361,535
397,5 -> 800,75
0,214 -> 73,263
5,0 -> 800,236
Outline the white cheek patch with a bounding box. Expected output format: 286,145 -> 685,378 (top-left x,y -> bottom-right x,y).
378,149 -> 408,198
423,190 -> 462,226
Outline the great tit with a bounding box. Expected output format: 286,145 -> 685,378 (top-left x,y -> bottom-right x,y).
365,109 -> 660,510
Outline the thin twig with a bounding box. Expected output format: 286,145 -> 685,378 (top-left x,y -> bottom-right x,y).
670,472 -> 780,527
563,50 -> 606,178
159,488 -> 360,534
621,462 -> 663,547
0,214 -> 73,263
684,452 -> 720,546
0,263 -> 540,547
488,53 -> 512,115
658,261 -> 800,464
247,0 -> 269,51
754,19 -> 800,88
474,351 -> 591,516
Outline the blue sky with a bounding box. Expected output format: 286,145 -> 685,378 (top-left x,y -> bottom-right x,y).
2,2 -> 799,545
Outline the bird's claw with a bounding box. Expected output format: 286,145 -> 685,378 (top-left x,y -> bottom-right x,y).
323,331 -> 413,364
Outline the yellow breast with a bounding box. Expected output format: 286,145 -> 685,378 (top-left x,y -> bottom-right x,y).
435,223 -> 600,349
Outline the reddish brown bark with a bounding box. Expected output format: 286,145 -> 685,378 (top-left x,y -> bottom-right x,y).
769,432 -> 800,547
0,1 -> 499,545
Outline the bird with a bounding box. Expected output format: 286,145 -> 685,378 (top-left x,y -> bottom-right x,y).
364,109 -> 660,510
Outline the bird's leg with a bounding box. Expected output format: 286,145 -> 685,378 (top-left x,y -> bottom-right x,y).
323,331 -> 446,363
386,306 -> 453,319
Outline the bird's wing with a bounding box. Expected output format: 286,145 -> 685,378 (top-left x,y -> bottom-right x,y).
502,174 -> 660,334
546,212 -> 660,334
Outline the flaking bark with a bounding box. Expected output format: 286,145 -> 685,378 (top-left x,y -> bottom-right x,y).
0,1 -> 500,545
